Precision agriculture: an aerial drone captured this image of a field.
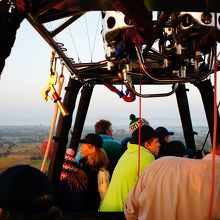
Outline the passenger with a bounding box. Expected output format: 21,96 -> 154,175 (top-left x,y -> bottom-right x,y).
78,133 -> 110,211
0,164 -> 62,220
155,126 -> 174,158
194,149 -> 210,159
99,116 -> 160,212
120,114 -> 150,154
95,119 -> 121,175
161,140 -> 189,157
124,143 -> 220,220
57,148 -> 88,212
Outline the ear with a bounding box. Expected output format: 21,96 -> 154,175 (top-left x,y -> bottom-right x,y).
144,141 -> 150,149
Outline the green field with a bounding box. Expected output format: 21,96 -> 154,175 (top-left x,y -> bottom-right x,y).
0,142 -> 50,172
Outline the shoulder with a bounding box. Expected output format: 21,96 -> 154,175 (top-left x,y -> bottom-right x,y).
102,138 -> 121,149
142,157 -> 206,179
100,134 -> 113,140
98,168 -> 110,179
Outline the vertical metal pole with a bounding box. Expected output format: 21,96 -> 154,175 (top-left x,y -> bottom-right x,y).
48,78 -> 82,188
68,83 -> 94,153
195,79 -> 220,144
175,83 -> 196,153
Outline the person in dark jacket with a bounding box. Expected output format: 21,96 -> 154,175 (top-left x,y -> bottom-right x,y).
57,148 -> 88,212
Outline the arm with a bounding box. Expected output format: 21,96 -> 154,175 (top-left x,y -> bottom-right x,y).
124,177 -> 143,220
98,169 -> 110,204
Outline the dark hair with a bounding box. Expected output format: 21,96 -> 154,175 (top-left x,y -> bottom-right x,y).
163,140 -> 187,157
0,196 -> 63,220
95,119 -> 112,135
68,169 -> 88,192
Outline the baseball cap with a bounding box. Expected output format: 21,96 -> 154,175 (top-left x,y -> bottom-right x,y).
80,133 -> 103,148
155,127 -> 174,137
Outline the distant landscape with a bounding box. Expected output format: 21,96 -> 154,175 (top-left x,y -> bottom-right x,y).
0,125 -> 212,172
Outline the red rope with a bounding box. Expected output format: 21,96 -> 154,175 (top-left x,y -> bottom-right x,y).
208,13 -> 218,220
104,82 -> 136,102
138,81 -> 142,177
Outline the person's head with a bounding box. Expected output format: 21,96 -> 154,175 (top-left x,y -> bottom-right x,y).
60,148 -> 88,192
131,124 -> 160,157
155,126 -> 174,143
161,140 -> 189,157
0,165 -> 62,220
129,114 -> 149,134
60,148 -> 77,180
79,133 -> 109,168
95,119 -> 113,136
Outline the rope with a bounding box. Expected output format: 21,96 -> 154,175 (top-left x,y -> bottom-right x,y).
41,65 -> 65,173
68,27 -> 80,63
91,13 -> 101,59
138,81 -> 142,177
208,13 -> 218,220
103,82 -> 136,102
84,14 -> 92,62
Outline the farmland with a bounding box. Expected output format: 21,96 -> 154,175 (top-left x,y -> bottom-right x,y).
0,125 -> 212,172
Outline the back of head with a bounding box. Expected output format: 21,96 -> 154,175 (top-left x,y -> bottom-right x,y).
131,125 -> 157,145
129,114 -> 156,145
95,119 -> 112,135
163,140 -> 188,157
0,164 -> 55,216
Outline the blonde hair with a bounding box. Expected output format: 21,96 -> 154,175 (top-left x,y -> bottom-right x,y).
87,147 -> 109,169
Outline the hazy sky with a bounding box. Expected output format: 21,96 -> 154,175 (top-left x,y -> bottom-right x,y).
0,12 -> 219,127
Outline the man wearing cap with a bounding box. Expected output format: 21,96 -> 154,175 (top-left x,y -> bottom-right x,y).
155,126 -> 174,158
99,115 -> 160,212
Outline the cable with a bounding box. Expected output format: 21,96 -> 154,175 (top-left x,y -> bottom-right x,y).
84,14 -> 92,62
68,27 -> 80,63
91,12 -> 101,60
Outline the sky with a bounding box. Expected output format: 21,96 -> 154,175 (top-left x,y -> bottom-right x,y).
0,12 -> 219,128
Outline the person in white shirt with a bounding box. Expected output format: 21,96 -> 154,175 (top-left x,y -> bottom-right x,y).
124,143 -> 220,220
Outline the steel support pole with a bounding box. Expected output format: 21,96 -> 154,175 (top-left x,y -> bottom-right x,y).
195,79 -> 220,144
69,83 -> 94,153
175,83 -> 196,154
48,78 -> 82,188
